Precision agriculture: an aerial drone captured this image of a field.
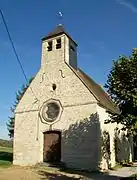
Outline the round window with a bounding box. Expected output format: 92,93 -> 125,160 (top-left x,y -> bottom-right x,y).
42,102 -> 60,122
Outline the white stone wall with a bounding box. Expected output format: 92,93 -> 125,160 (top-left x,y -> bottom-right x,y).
13,112 -> 40,165
39,103 -> 102,170
14,34 -> 102,170
13,62 -> 100,169
114,128 -> 133,163
97,105 -> 133,169
97,105 -> 117,169
41,34 -> 77,71
15,34 -> 96,114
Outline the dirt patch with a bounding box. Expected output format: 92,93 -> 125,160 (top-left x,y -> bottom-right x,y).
0,166 -> 82,180
0,165 -> 133,180
0,166 -> 41,180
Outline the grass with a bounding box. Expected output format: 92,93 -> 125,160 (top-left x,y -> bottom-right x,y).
0,146 -> 13,153
0,139 -> 12,148
110,163 -> 123,171
110,162 -> 133,171
129,174 -> 137,180
0,146 -> 13,167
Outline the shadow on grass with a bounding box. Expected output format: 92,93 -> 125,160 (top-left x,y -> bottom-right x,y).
0,152 -> 13,162
0,151 -> 13,167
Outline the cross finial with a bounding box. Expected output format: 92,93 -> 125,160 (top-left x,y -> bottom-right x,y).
58,11 -> 63,25
59,12 -> 63,18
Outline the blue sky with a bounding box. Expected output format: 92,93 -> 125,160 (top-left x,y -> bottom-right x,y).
0,0 -> 137,139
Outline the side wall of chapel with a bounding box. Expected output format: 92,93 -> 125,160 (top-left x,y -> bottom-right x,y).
97,105 -> 133,169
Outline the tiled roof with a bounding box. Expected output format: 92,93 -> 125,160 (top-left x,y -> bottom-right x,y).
42,24 -> 77,46
75,68 -> 120,114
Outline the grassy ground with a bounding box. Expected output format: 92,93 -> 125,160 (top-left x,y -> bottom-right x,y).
0,146 -> 13,167
0,139 -> 12,148
130,174 -> 137,179
110,163 -> 123,171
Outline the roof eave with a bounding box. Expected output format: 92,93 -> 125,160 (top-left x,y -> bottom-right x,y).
42,32 -> 78,46
97,102 -> 120,115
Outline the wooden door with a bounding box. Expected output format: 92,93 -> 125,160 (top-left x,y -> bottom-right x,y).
43,131 -> 61,162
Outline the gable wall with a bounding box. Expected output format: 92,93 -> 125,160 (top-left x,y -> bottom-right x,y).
15,51 -> 97,113
14,45 -> 99,167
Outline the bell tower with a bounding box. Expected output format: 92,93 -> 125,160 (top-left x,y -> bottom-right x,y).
41,24 -> 77,71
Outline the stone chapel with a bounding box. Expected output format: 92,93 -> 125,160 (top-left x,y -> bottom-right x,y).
13,24 -> 133,170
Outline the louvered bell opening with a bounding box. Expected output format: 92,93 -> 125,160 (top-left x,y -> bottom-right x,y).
47,41 -> 53,51
56,38 -> 61,49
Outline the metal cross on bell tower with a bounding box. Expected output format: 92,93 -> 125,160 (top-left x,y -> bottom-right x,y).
58,11 -> 63,25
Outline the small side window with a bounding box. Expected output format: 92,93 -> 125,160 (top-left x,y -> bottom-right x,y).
70,45 -> 75,52
56,38 -> 61,49
52,84 -> 56,90
47,41 -> 52,51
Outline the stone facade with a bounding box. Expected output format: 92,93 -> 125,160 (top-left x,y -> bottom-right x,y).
97,105 -> 133,169
13,26 -> 133,170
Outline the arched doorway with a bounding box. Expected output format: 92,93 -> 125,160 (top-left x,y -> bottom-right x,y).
43,131 -> 61,162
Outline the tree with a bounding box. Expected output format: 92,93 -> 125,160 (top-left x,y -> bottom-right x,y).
7,77 -> 34,139
105,48 -> 137,132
